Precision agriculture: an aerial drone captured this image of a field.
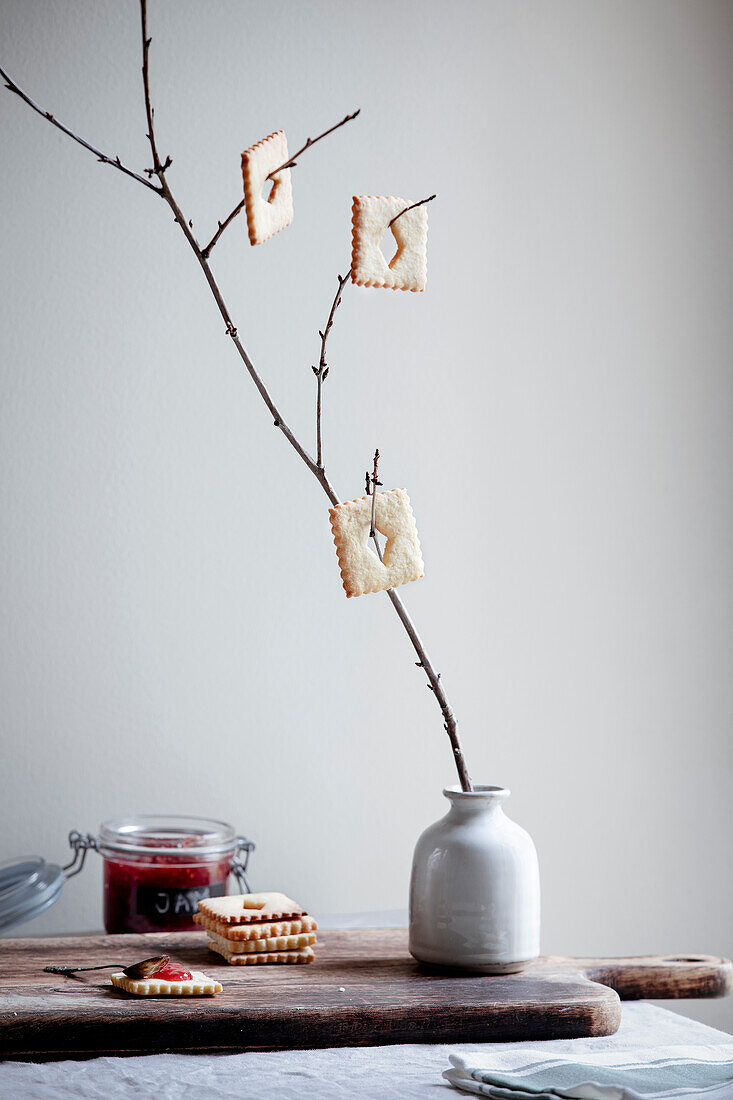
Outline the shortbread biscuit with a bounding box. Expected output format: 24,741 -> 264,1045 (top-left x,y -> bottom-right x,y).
207,930 -> 316,953
193,913 -> 318,940
329,487 -> 424,597
351,195 -> 428,292
241,131 -> 294,246
208,942 -> 315,965
111,970 -> 222,996
198,892 -> 305,924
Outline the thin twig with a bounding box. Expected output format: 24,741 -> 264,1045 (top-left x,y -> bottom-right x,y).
315,369 -> 324,470
201,198 -> 244,259
387,588 -> 472,790
140,0 -> 171,179
319,273 -> 350,372
202,110 -> 360,258
0,64 -> 161,194
368,449 -> 383,552
314,272 -> 349,468
388,193 -> 436,229
4,5 -> 471,791
268,109 -> 360,178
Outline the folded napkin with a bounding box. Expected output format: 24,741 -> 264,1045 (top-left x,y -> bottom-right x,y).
444,1043 -> 733,1099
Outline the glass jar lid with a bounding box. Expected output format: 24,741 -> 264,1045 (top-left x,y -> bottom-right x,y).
98,815 -> 239,859
0,856 -> 65,933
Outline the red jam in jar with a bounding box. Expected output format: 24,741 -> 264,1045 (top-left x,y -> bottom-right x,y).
99,816 -> 239,934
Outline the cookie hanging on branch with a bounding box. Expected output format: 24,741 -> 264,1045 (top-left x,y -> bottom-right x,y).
330,458 -> 424,597
241,130 -> 294,246
227,110 -> 360,252
351,194 -> 434,292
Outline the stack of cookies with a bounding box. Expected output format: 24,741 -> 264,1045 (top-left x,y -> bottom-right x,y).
194,892 -> 317,965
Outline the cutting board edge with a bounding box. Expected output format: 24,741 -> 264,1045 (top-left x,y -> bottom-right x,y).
0,995 -> 623,1059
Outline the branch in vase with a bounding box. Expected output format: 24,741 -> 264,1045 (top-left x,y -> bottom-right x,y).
314,271 -> 350,468
202,110 -> 360,258
364,454 -> 470,789
0,64 -> 161,194
388,193 -> 436,228
386,588 -> 472,791
4,1 -> 472,791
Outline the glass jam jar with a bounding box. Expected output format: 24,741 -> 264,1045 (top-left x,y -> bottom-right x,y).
98,815 -> 252,934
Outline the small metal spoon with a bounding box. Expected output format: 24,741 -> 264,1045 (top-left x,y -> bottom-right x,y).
44,954 -> 170,979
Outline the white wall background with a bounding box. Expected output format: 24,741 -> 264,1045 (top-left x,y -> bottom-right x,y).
1,0 -> 731,1030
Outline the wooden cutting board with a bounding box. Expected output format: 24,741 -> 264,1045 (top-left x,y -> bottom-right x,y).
0,930 -> 730,1059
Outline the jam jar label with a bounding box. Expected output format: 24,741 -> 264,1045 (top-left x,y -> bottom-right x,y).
135,881 -> 226,922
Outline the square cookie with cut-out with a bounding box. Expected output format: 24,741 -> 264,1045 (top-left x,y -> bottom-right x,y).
198,892 -> 305,924
241,131 -> 294,246
329,487 -> 424,598
351,196 -> 428,292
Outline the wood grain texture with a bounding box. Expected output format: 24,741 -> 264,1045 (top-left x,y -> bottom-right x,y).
0,930 -> 729,1059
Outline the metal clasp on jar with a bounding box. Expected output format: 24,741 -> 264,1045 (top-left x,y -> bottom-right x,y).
230,836 -> 256,893
63,831 -> 98,879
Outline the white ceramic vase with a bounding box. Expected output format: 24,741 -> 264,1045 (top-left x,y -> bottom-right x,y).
409,785 -> 540,973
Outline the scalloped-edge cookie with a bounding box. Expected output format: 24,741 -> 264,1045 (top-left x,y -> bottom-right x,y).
208,942 -> 315,965
198,892 -> 305,924
206,930 -> 316,953
351,195 -> 428,292
329,487 -> 424,598
241,130 -> 294,246
111,970 -> 222,996
193,912 -> 318,940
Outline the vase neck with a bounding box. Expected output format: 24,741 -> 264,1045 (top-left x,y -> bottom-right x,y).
443,785 -> 510,818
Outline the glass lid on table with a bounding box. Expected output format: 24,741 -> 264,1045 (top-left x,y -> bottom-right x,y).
0,816 -> 255,935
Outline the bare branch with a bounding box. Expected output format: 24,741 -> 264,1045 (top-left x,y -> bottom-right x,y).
368,449 -> 382,543
319,272 -> 350,372
135,0 -> 333,495
140,0 -> 172,180
202,109 -> 360,257
388,193 -> 436,229
387,588 -> 472,791
3,12 -> 471,791
367,449 -> 384,571
315,369 -> 324,470
201,198 -> 244,259
268,109 -> 360,178
314,271 -> 349,468
364,454 -> 470,789
0,64 -> 161,194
